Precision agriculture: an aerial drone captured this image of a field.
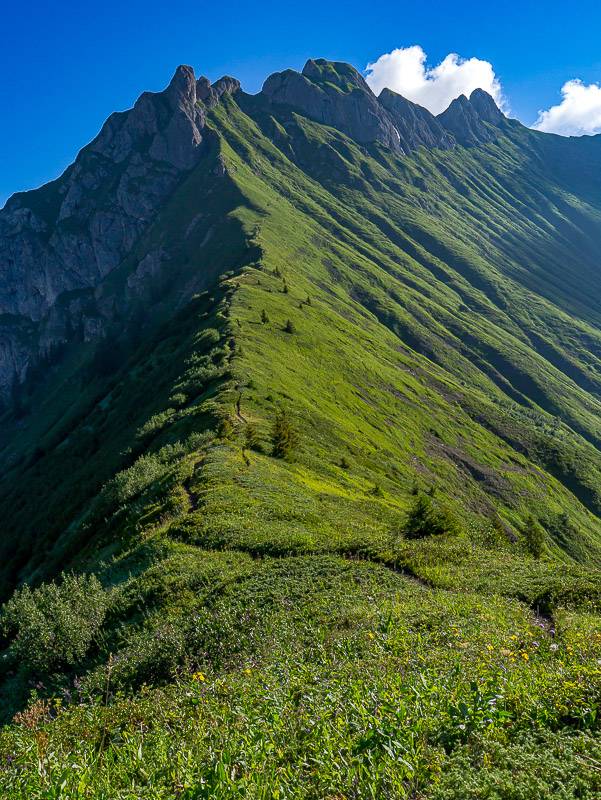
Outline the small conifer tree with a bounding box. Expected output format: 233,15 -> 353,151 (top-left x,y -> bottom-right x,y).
245,422 -> 261,451
523,514 -> 545,558
271,408 -> 299,459
217,416 -> 234,440
404,492 -> 460,539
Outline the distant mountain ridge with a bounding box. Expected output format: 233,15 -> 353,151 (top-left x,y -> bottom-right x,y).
0,60 -> 509,402
262,58 -> 508,152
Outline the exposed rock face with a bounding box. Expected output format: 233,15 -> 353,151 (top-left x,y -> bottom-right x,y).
1,65 -> 203,321
90,65 -> 206,170
0,65 -> 238,401
261,59 -> 506,155
378,89 -> 455,152
197,75 -> 241,107
0,58 -> 508,403
437,90 -> 505,146
469,88 -> 505,126
261,59 -> 404,151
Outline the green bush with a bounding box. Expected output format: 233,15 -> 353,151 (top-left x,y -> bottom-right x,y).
217,415 -> 234,439
1,573 -> 108,673
404,493 -> 460,539
168,392 -> 188,408
109,453 -> 166,505
523,515 -> 545,558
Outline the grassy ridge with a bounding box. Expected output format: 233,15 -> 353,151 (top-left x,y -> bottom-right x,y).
0,88 -> 600,795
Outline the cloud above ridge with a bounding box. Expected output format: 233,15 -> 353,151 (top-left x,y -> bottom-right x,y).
533,79 -> 601,136
365,45 -> 504,116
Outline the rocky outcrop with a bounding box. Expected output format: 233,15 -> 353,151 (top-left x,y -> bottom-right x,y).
0,65 -> 238,401
469,88 -> 505,126
261,59 -> 404,151
261,60 -> 506,155
437,90 -> 505,146
197,75 -> 241,107
90,65 -> 205,170
378,88 -> 455,151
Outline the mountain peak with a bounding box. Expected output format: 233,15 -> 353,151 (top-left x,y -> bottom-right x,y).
438,91 -> 503,146
469,88 -> 504,124
165,66 -> 240,109
261,62 -> 402,150
169,63 -> 195,84
0,61 -> 225,351
165,64 -> 197,103
213,76 -> 241,97
301,58 -> 372,93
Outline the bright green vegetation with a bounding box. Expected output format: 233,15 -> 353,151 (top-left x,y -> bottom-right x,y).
1,69 -> 601,796
3,558 -> 601,798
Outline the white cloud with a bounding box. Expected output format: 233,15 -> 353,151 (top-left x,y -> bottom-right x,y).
365,45 -> 504,116
533,80 -> 601,136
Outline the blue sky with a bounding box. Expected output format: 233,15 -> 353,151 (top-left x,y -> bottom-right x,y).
2,0 -> 601,206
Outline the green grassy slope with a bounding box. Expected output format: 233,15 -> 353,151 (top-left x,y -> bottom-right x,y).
1,85 -> 601,796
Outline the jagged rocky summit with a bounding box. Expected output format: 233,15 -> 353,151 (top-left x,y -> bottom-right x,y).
0,59 -> 507,402
261,58 -> 507,153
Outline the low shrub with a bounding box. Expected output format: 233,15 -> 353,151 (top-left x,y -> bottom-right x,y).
1,573 -> 108,673
523,515 -> 545,559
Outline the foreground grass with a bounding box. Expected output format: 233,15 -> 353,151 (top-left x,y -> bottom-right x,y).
2,555 -> 601,799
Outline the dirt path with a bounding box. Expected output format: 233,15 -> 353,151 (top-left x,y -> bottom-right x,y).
236,393 -> 247,423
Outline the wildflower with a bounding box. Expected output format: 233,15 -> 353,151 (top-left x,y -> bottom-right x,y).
244,668 -> 252,675
521,652 -> 529,661
550,643 -> 559,651
192,671 -> 206,682
367,632 -> 375,640
486,644 -> 494,652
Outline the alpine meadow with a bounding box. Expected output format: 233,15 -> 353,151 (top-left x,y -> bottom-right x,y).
1,55 -> 601,797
